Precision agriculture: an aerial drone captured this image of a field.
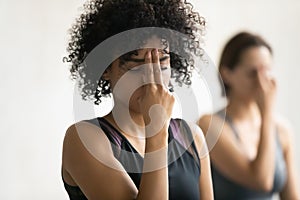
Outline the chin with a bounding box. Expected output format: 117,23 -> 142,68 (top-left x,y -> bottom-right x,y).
128,106 -> 143,119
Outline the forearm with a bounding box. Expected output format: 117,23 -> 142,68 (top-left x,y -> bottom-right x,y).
280,182 -> 300,200
199,155 -> 214,200
136,131 -> 169,200
251,111 -> 276,190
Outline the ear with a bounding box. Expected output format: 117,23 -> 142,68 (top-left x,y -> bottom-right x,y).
219,66 -> 232,85
101,68 -> 111,81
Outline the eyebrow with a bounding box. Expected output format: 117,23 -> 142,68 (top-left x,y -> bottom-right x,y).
125,56 -> 170,63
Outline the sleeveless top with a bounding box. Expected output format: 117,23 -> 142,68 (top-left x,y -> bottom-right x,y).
63,118 -> 201,200
211,110 -> 287,200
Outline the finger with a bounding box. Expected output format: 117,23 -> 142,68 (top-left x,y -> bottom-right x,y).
265,69 -> 272,80
257,68 -> 268,90
261,69 -> 278,92
270,77 -> 277,89
151,49 -> 164,86
144,50 -> 154,84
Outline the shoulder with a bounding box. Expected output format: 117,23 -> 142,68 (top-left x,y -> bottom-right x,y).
171,118 -> 205,140
274,115 -> 295,153
63,119 -> 107,147
62,120 -> 137,199
274,115 -> 293,135
198,113 -> 227,138
198,114 -> 212,124
197,114 -> 212,136
63,119 -> 118,170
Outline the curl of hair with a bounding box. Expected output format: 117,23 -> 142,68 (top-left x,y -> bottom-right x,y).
63,0 -> 206,104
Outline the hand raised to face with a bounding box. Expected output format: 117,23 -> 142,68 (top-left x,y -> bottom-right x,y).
255,67 -> 277,113
138,49 -> 175,135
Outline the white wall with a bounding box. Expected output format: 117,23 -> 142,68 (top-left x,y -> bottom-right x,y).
0,0 -> 299,199
0,0 -> 82,199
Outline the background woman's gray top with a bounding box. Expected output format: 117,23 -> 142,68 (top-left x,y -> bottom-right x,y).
211,110 -> 287,200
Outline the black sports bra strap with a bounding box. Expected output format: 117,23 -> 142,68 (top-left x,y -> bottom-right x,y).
216,109 -> 240,140
171,119 -> 200,166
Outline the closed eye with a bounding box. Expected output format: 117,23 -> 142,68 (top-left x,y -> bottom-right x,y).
126,66 -> 169,72
129,66 -> 169,72
129,67 -> 142,72
125,56 -> 170,63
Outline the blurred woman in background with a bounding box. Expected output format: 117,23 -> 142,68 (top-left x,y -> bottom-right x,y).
198,31 -> 299,199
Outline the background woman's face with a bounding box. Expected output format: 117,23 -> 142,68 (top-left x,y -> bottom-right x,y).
226,46 -> 273,99
106,36 -> 171,113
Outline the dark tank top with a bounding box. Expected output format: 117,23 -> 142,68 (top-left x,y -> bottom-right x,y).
63,118 -> 201,200
211,110 -> 287,200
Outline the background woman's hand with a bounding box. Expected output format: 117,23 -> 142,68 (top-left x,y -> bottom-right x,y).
255,68 -> 277,115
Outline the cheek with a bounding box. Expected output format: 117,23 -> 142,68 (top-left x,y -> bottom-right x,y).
244,75 -> 258,86
116,73 -> 143,88
239,78 -> 252,88
234,71 -> 251,83
109,70 -> 126,89
111,73 -> 144,103
162,69 -> 171,86
238,77 -> 258,92
125,74 -> 145,98
230,76 -> 249,91
128,87 -> 144,111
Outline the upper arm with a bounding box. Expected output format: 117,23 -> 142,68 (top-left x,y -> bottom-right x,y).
276,118 -> 300,199
198,114 -> 268,190
187,122 -> 214,200
62,122 -> 138,200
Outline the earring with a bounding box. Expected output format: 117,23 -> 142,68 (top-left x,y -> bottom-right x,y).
168,82 -> 174,92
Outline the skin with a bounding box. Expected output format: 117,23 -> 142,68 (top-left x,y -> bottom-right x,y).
62,36 -> 214,200
198,46 -> 299,199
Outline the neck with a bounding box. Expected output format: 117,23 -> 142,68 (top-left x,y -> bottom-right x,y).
104,101 -> 145,139
226,94 -> 260,122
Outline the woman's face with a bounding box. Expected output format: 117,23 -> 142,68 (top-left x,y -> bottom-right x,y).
104,36 -> 171,113
224,46 -> 273,99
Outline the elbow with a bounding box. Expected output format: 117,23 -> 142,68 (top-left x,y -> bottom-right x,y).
256,176 -> 273,192
260,181 -> 273,192
250,165 -> 274,192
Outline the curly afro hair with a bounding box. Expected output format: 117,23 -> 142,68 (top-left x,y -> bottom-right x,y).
64,0 -> 206,104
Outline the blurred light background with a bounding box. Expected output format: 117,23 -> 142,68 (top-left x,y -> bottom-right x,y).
0,0 -> 299,199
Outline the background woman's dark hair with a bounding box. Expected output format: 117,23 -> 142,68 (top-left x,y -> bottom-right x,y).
63,0 -> 206,104
219,31 -> 273,96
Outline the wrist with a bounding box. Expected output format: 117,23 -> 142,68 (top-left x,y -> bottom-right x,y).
260,108 -> 273,119
145,130 -> 168,152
